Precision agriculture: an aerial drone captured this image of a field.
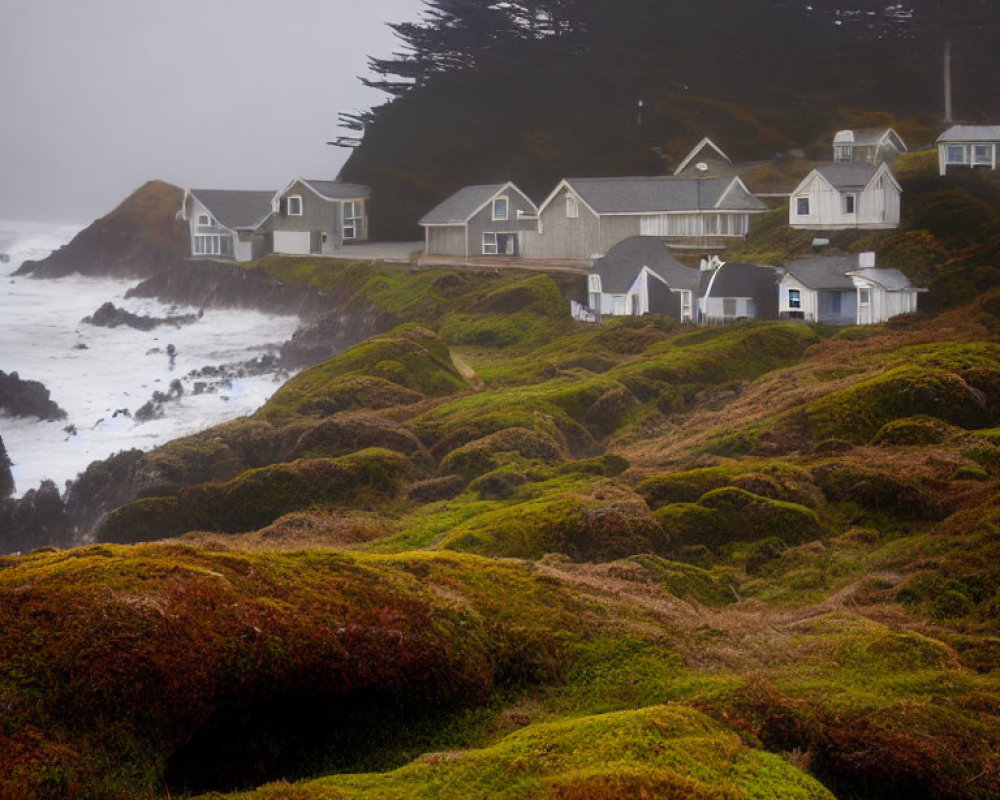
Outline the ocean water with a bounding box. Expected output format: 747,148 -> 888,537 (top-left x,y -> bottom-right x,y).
0,221 -> 301,497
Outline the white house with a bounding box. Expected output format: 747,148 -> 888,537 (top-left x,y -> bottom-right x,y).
778,255 -> 859,324
587,236 -> 699,320
845,266 -> 924,324
181,189 -> 275,262
937,125 -> 1000,175
832,128 -> 907,164
789,162 -> 901,230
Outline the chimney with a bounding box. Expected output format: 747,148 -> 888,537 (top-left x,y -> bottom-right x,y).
858,251 -> 876,269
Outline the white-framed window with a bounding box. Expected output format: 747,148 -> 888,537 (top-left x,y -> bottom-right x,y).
483,232 -> 498,254
343,201 -> 362,239
788,288 -> 802,309
974,144 -> 992,164
844,194 -> 856,215
193,234 -> 231,256
566,194 -> 579,219
287,195 -> 303,216
946,145 -> 966,164
679,290 -> 692,322
859,287 -> 871,305
723,298 -> 737,318
197,213 -> 211,226
492,196 -> 508,220
587,274 -> 601,293
833,144 -> 851,162
796,197 -> 810,216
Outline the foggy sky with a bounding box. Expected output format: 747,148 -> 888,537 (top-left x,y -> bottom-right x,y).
0,0 -> 424,223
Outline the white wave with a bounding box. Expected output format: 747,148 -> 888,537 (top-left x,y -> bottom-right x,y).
0,219 -> 85,272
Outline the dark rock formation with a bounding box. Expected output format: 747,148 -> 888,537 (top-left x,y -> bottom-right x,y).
0,479 -> 73,555
126,260 -> 328,319
16,180 -> 189,279
82,301 -> 202,331
0,371 -> 67,421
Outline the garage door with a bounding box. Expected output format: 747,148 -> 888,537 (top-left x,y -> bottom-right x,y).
273,231 -> 311,255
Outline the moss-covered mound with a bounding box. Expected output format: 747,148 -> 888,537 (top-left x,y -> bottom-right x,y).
0,547 -> 581,799
263,325 -> 467,422
639,462 -> 821,509
655,487 -> 822,556
439,479 -> 668,561
228,705 -> 833,800
438,427 -> 565,481
96,449 -> 414,543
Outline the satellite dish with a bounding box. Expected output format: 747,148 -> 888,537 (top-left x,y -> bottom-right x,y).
695,162 -> 709,173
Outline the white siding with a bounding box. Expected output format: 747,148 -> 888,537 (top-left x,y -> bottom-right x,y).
790,172 -> 899,230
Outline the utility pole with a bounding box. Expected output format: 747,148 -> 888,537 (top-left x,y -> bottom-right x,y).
943,37 -> 953,123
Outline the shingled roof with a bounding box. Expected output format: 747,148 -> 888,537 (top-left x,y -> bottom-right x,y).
188,190 -> 274,230
594,236 -> 700,294
812,163 -> 881,190
784,255 -> 857,290
937,125 -> 1000,142
845,267 -> 917,291
561,176 -> 766,214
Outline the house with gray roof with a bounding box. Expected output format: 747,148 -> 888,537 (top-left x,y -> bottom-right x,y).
845,266 -> 924,324
420,182 -> 538,258
937,125 -> 1000,175
698,261 -> 782,324
588,236 -> 700,320
832,128 -> 907,164
271,177 -> 370,256
778,254 -> 861,324
524,175 -> 767,260
789,162 -> 900,230
182,189 -> 275,262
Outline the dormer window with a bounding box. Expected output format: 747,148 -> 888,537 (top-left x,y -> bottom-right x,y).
287,195 -> 303,216
492,196 -> 509,221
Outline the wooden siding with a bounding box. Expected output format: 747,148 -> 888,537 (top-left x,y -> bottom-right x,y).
598,216 -> 641,255
789,173 -> 899,230
273,181 -> 369,252
466,187 -> 539,256
523,190 -> 600,260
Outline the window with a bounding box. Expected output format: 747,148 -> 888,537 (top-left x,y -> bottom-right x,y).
193,234 -> 231,256
343,201 -> 362,239
974,144 -> 992,165
796,197 -> 810,216
844,194 -> 856,215
197,213 -> 211,226
723,298 -> 737,318
483,232 -> 498,254
858,287 -> 871,304
946,145 -> 966,164
492,196 -> 508,220
788,288 -> 801,309
679,290 -> 692,322
287,195 -> 303,216
833,144 -> 851,162
587,274 -> 601,293
566,194 -> 579,219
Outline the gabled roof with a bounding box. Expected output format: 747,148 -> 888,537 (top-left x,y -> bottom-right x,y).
937,125 -> 1000,143
795,162 -> 899,195
846,268 -> 919,291
278,177 -> 370,201
594,236 -> 700,294
419,182 -> 533,225
544,176 -> 766,215
187,189 -> 275,230
700,261 -> 782,319
783,256 -> 857,290
833,127 -> 906,150
673,137 -> 735,177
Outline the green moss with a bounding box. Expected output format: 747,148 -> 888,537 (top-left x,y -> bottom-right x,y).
639,462 -> 818,509
438,427 -> 565,481
871,415 -> 961,446
655,488 -> 821,556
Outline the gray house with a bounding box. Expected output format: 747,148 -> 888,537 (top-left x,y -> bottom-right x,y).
698,261 -> 782,323
420,182 -> 539,258
937,125 -> 1000,175
271,178 -> 370,255
832,128 -> 907,164
778,255 -> 859,324
182,189 -> 274,262
588,236 -> 700,320
524,175 -> 767,260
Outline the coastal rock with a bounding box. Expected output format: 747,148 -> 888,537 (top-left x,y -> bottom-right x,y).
0,370 -> 67,421
82,301 -> 201,331
16,180 -> 189,279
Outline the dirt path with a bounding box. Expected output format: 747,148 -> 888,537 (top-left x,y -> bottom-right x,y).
450,349 -> 484,388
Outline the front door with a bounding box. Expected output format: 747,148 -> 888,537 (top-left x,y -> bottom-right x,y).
496,233 -> 518,256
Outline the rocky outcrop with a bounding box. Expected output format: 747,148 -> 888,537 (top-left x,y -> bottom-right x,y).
82,301 -> 202,331
16,180 -> 189,279
0,371 -> 67,421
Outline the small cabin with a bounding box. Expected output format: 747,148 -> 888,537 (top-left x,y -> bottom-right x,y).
937,125 -> 1000,175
